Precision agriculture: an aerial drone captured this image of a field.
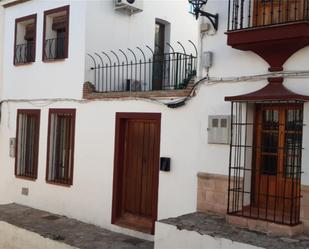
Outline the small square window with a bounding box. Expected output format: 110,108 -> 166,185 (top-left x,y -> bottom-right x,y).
14,14 -> 37,65
43,5 -> 69,61
46,109 -> 76,186
221,118 -> 227,128
15,109 -> 40,179
212,118 -> 219,128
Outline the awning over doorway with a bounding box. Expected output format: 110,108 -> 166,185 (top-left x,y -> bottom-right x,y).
225,77 -> 309,102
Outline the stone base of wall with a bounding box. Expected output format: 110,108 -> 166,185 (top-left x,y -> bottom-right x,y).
197,172 -> 309,236
197,172 -> 229,215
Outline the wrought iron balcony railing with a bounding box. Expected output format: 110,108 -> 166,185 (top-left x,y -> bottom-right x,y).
228,0 -> 309,31
88,45 -> 197,93
14,41 -> 35,64
43,37 -> 66,60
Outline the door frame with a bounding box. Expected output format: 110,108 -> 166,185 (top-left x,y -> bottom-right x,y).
111,112 -> 161,234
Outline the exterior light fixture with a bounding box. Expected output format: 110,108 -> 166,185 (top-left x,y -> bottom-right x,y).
189,0 -> 219,31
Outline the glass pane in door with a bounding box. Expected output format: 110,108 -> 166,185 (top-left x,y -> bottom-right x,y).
284,109 -> 303,179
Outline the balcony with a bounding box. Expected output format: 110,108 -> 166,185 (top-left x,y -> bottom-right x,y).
85,47 -> 197,99
43,37 -> 67,61
226,0 -> 309,71
14,41 -> 35,65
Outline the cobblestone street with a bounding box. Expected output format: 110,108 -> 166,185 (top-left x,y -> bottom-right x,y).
0,204 -> 154,249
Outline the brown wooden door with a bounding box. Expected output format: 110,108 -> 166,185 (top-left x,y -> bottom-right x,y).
254,104 -> 302,220
112,113 -> 161,234
253,0 -> 304,26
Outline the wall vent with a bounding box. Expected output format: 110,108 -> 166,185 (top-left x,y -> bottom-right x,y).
21,187 -> 29,196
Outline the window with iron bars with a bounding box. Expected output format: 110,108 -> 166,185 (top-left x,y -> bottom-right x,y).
46,109 -> 75,186
227,101 -> 303,225
14,14 -> 37,65
43,5 -> 69,61
15,110 -> 40,179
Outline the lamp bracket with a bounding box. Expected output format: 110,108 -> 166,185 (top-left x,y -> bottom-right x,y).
196,9 -> 219,31
189,0 -> 219,31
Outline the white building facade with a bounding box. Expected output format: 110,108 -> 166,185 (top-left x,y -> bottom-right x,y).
0,0 -> 200,238
1,0 -> 309,241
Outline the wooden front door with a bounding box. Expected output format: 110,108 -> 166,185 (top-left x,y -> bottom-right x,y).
112,113 -> 161,234
253,0 -> 304,26
253,104 -> 302,220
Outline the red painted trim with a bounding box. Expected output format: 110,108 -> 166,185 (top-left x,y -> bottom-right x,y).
14,14 -> 37,65
226,22 -> 309,71
225,77 -> 309,102
3,0 -> 30,8
46,108 -> 76,186
15,109 -> 41,180
115,112 -> 162,120
46,181 -> 72,188
15,175 -> 37,181
42,5 -> 70,62
112,112 -> 161,235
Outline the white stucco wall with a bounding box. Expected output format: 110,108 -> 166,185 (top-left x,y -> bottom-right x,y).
0,0 -> 202,232
198,0 -> 309,184
1,0 -> 86,100
84,0 -> 198,84
0,3 -> 10,205
0,0 -> 309,240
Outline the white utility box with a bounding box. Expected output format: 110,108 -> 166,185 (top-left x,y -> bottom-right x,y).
207,115 -> 231,144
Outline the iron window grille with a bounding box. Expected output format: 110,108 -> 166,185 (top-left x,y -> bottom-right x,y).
46,109 -> 76,186
227,101 -> 304,225
15,110 -> 40,179
227,0 -> 309,31
43,6 -> 69,61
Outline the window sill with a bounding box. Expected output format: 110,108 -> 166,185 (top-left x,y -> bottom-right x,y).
15,175 -> 37,181
46,180 -> 72,187
14,61 -> 35,66
42,58 -> 67,63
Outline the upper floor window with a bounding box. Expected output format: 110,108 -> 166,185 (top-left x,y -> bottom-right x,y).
15,109 -> 40,180
43,5 -> 69,61
14,14 -> 37,65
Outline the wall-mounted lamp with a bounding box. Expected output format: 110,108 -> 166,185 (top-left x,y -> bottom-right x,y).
189,0 -> 219,31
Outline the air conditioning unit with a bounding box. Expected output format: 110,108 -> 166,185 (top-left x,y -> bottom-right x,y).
114,0 -> 143,14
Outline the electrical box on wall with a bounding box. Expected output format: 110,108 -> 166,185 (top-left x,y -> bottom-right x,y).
160,157 -> 171,172
202,51 -> 213,69
9,138 -> 16,158
114,0 -> 143,14
207,115 -> 231,144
